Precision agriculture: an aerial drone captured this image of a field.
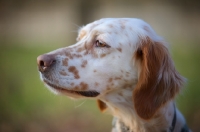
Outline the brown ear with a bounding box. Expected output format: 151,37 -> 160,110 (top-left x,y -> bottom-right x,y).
97,99 -> 107,112
133,37 -> 185,120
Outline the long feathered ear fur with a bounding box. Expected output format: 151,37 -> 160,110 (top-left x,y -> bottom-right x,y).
133,37 -> 185,120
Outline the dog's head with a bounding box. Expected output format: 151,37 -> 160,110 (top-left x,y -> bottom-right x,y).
37,18 -> 185,119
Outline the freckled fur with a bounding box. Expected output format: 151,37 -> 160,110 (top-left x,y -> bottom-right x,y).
38,18 -> 190,132
68,66 -> 80,79
81,60 -> 88,68
100,54 -> 106,58
62,58 -> 68,66
117,47 -> 122,52
59,71 -> 67,76
80,82 -> 88,90
77,30 -> 87,41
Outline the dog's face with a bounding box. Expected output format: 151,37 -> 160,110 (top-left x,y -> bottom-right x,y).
37,18 -> 184,119
37,18 -> 140,98
39,19 -> 142,98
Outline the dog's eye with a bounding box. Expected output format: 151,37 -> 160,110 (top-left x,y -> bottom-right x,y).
95,40 -> 110,48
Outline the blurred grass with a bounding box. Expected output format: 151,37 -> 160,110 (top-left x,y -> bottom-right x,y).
0,41 -> 200,132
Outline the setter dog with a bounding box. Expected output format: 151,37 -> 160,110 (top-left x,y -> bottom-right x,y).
37,18 -> 190,132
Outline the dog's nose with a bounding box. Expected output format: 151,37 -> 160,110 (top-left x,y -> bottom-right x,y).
37,54 -> 56,72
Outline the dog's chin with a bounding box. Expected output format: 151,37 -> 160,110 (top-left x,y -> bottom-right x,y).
42,79 -> 100,98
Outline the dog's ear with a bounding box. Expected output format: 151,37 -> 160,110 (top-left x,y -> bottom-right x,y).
97,99 -> 107,112
133,37 -> 185,120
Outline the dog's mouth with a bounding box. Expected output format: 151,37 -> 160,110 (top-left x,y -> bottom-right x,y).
43,80 -> 100,97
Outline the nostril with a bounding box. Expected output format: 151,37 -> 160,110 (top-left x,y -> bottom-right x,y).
39,60 -> 45,67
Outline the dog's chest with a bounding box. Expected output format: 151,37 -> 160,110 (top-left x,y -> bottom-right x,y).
112,117 -> 133,132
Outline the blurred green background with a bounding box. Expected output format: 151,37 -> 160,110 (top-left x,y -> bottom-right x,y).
0,0 -> 200,132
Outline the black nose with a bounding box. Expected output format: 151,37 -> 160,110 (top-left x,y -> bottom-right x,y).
37,54 -> 56,72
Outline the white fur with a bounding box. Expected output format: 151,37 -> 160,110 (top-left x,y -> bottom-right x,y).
38,18 -> 190,132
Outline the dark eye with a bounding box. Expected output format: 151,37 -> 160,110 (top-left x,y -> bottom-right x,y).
95,40 -> 110,48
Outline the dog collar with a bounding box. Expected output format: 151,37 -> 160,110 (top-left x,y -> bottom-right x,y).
170,104 -> 177,132
170,104 -> 190,132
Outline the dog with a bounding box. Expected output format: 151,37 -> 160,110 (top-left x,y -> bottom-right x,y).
37,18 -> 190,132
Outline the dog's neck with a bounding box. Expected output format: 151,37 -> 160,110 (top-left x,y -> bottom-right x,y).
101,88 -> 175,132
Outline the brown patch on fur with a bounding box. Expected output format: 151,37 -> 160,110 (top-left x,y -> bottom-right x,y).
84,41 -> 93,53
65,52 -> 73,59
81,60 -> 88,68
108,78 -> 113,83
117,47 -> 122,52
59,71 -> 67,76
133,37 -> 185,120
73,54 -> 82,58
114,77 -> 121,80
50,51 -> 64,56
97,100 -> 107,112
78,30 -> 87,41
70,83 -> 74,86
83,40 -> 99,58
80,82 -> 88,90
95,82 -> 99,86
122,83 -> 132,89
62,58 -> 68,66
76,47 -> 85,52
84,51 -> 88,56
68,66 -> 80,79
74,86 -> 79,90
93,70 -> 97,72
100,54 -> 106,58
106,87 -> 111,91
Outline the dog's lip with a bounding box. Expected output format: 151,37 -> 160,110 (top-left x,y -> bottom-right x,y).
43,80 -> 100,97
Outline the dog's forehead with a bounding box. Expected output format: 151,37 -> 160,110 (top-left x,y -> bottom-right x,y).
77,19 -> 122,41
85,18 -> 118,29
81,18 -> 129,32
77,18 -> 151,41
78,19 -> 112,35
